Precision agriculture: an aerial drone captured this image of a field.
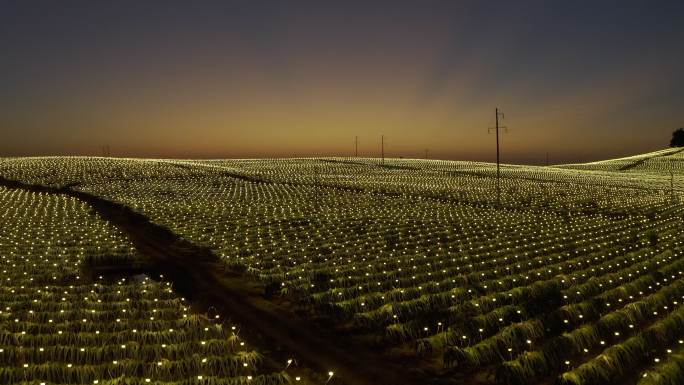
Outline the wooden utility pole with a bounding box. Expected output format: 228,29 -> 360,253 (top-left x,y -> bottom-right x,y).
671,159 -> 676,203
495,109 -> 500,205
488,108 -> 507,207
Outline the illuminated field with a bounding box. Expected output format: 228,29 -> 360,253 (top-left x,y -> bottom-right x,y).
1,149 -> 683,385
0,187 -> 286,385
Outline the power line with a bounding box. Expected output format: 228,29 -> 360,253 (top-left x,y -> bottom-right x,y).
488,108 -> 507,207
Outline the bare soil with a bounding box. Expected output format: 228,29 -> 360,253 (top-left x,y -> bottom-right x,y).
0,175 -> 456,385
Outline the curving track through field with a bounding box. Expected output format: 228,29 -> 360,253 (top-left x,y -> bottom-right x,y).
0,175 -> 442,385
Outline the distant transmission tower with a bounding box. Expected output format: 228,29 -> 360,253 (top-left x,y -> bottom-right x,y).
488,108 -> 507,207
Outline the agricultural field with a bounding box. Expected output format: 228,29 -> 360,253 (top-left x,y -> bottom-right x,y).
0,187 -> 298,384
1,148 -> 683,385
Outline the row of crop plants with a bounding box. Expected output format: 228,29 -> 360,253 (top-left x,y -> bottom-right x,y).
0,186 -> 298,384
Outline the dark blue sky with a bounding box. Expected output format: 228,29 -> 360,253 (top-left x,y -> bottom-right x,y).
1,1 -> 683,163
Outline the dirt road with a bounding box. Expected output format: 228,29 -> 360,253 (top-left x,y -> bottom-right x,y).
0,175 -> 447,385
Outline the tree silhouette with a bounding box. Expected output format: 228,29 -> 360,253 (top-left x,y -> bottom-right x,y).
672,128 -> 684,147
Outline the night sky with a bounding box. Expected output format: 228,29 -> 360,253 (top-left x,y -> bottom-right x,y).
2,1 -> 683,163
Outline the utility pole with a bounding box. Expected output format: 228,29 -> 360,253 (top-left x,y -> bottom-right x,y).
671,159 -> 676,203
488,108 -> 507,207
381,135 -> 385,165
355,136 -> 358,157
495,109 -> 500,205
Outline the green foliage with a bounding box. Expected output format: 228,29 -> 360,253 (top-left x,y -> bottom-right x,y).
2,149 -> 684,384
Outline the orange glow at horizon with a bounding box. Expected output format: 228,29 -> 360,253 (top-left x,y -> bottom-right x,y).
1,2 -> 682,164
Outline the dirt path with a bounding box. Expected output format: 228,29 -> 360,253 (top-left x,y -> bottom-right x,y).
0,176 -> 446,385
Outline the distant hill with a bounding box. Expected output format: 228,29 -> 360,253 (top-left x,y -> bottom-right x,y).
556,147 -> 684,174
